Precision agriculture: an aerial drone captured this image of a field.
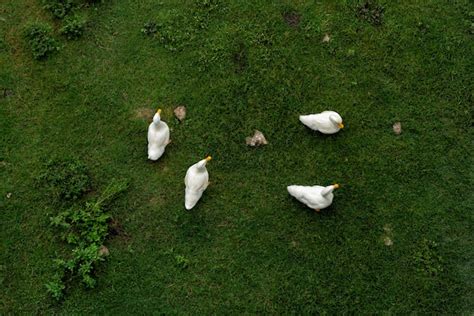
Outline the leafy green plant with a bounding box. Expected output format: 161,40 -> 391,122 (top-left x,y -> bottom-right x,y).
60,16 -> 87,40
42,0 -> 75,19
45,275 -> 65,301
175,255 -> 189,269
46,179 -> 128,301
38,157 -> 91,201
413,239 -> 444,277
23,23 -> 60,60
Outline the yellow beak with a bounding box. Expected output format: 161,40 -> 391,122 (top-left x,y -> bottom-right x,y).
333,183 -> 340,189
205,156 -> 212,162
338,123 -> 344,129
157,109 -> 162,114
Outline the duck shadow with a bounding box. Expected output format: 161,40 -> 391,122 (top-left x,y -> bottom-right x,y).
301,126 -> 345,140
287,196 -> 338,219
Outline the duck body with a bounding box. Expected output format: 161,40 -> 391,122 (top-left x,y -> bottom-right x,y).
287,184 -> 339,211
299,111 -> 344,134
147,110 -> 170,161
184,157 -> 211,210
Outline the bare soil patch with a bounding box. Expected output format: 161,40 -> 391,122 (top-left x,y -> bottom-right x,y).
134,107 -> 154,121
283,11 -> 301,28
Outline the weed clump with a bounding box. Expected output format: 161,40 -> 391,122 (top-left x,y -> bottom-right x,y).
23,23 -> 60,60
356,0 -> 385,26
413,238 -> 444,277
193,0 -> 221,29
141,21 -> 158,36
175,255 -> 189,269
38,157 -> 91,201
143,17 -> 192,52
42,0 -> 75,19
60,16 -> 87,40
141,0 -> 222,52
46,179 -> 128,301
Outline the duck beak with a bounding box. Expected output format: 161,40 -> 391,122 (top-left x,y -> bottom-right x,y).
157,109 -> 162,115
333,183 -> 340,189
205,156 -> 212,162
338,123 -> 344,129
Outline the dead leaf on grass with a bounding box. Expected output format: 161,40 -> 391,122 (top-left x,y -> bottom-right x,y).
98,245 -> 110,256
384,236 -> 393,246
393,122 -> 402,135
246,130 -> 268,147
174,106 -> 186,122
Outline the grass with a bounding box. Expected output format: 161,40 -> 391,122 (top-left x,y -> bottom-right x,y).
1,0 -> 473,313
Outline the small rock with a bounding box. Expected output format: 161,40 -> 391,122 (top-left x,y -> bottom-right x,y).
246,130 -> 268,147
383,236 -> 393,246
174,106 -> 186,122
322,34 -> 331,43
393,122 -> 402,135
6,192 -> 12,199
98,245 -> 110,257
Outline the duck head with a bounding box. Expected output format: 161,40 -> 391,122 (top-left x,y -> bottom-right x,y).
197,156 -> 212,169
329,114 -> 344,129
321,183 -> 340,196
152,109 -> 162,124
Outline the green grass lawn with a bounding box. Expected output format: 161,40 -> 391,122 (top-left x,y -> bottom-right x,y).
1,0 -> 473,313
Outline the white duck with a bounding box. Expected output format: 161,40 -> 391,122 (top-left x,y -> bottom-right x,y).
299,111 -> 344,134
147,109 -> 170,161
287,184 -> 340,212
184,156 -> 212,210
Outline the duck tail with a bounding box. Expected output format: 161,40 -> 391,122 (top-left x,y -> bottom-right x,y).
299,115 -> 311,127
185,189 -> 202,210
287,185 -> 302,198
